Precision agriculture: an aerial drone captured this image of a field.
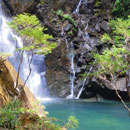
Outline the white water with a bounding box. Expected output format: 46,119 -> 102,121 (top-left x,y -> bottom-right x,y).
62,26 -> 76,99
0,3 -> 48,99
74,0 -> 82,13
74,0 -> 88,14
64,0 -> 89,99
67,42 -> 76,99
74,0 -> 93,99
76,64 -> 94,99
76,19 -> 96,98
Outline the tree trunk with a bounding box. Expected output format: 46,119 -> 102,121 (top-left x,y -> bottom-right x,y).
126,70 -> 130,101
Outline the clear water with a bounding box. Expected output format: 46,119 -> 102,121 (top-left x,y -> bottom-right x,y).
42,99 -> 130,130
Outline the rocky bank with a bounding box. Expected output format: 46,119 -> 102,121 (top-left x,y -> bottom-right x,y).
0,58 -> 45,116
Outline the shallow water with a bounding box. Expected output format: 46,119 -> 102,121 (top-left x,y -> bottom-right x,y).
42,99 -> 130,130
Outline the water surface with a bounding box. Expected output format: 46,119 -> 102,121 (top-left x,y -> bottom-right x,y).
42,99 -> 130,130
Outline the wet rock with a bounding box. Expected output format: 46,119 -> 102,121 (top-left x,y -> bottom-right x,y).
45,43 -> 70,97
80,77 -> 129,100
101,20 -> 110,31
1,1 -> 12,16
3,0 -> 38,14
95,23 -> 101,32
64,24 -> 73,32
44,0 -> 79,13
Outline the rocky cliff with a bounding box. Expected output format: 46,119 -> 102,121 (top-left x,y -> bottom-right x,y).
2,0 -> 130,100
0,58 -> 45,116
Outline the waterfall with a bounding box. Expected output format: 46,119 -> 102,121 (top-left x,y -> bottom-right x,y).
67,42 -> 76,99
0,3 -> 49,99
62,26 -> 76,99
76,64 -> 94,99
74,0 -> 88,14
74,0 -> 82,13
62,0 -> 89,99
74,0 -> 93,99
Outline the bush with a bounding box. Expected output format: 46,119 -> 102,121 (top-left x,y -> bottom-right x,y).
112,0 -> 130,18
0,100 -> 79,130
0,100 -> 22,129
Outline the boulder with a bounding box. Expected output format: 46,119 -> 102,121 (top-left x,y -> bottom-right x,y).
44,0 -> 79,13
82,77 -> 129,100
101,21 -> 110,31
2,0 -> 38,14
45,43 -> 70,97
0,59 -> 45,117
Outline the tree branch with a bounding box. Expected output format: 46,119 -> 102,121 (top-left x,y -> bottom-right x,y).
99,76 -> 130,114
15,50 -> 24,89
23,51 -> 33,89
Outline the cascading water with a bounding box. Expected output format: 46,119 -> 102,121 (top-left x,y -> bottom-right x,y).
74,0 -> 88,14
76,64 -> 94,99
67,42 -> 76,99
74,0 -> 82,13
62,26 -> 76,99
0,3 -> 49,99
62,0 -> 90,99
74,0 -> 94,99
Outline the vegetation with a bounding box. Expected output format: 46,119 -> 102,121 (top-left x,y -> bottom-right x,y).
0,100 -> 22,129
56,10 -> 76,26
65,116 -> 78,129
89,15 -> 130,112
112,0 -> 130,18
8,13 -> 57,92
9,13 -> 56,55
0,100 -> 78,130
0,52 -> 11,60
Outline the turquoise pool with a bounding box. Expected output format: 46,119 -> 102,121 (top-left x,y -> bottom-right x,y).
42,99 -> 130,130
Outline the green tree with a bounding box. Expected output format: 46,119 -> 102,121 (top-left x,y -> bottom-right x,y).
90,16 -> 130,113
9,13 -> 56,93
9,13 -> 56,55
112,0 -> 130,18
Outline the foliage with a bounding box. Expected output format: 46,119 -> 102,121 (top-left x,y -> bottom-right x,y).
9,13 -> 56,55
94,0 -> 102,7
112,0 -> 130,18
0,100 -> 22,129
0,100 -> 78,130
92,15 -> 130,78
24,116 -> 62,130
40,0 -> 44,5
0,52 -> 11,60
87,15 -> 130,113
65,116 -> 79,129
92,46 -> 129,77
56,9 -> 76,26
101,16 -> 130,46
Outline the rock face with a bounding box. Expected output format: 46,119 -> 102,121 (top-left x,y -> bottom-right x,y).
3,0 -> 129,99
37,0 -> 128,98
44,0 -> 79,13
45,44 -> 70,97
2,0 -> 38,14
83,77 -> 129,100
0,59 -> 45,116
